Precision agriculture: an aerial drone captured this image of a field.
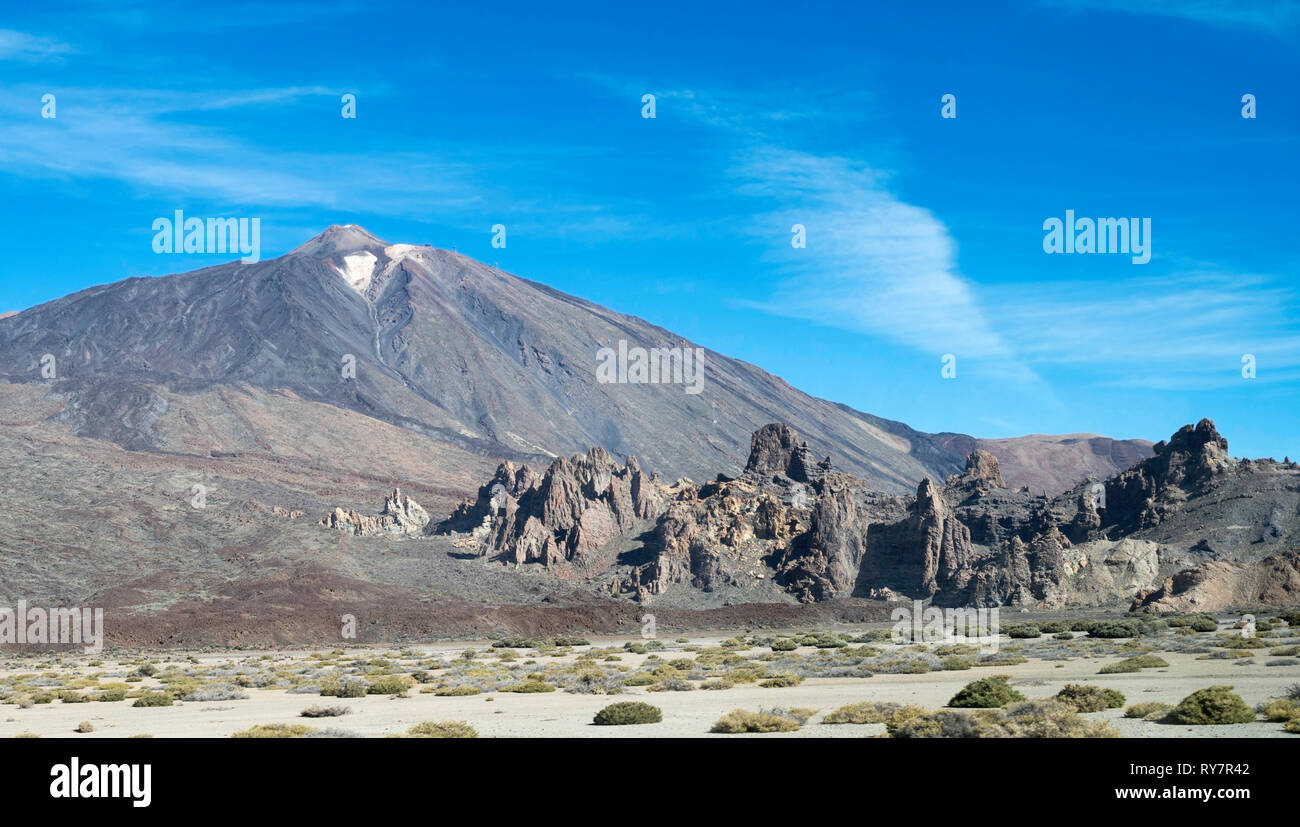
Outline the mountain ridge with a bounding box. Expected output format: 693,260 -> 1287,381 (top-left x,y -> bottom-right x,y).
0,225 -> 1151,495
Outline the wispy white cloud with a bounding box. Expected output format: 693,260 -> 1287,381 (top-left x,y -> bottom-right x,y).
988,271 -> 1300,388
1038,0 -> 1300,32
733,148 -> 1015,363
0,30 -> 71,62
0,86 -> 483,212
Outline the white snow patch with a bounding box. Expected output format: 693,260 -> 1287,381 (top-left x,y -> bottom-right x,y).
336,251 -> 378,292
384,243 -> 424,261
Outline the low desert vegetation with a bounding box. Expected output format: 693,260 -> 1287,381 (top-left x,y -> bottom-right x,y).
3,616 -> 1295,737
1099,654 -> 1169,673
822,701 -> 925,727
1124,702 -> 1174,720
1087,620 -> 1150,639
232,723 -> 315,738
892,701 -> 1118,738
710,708 -> 803,733
1007,625 -> 1042,639
300,704 -> 350,718
592,701 -> 662,726
321,679 -> 367,698
1255,698 -> 1300,722
403,721 -> 477,738
948,676 -> 1026,708
184,683 -> 248,702
1053,684 -> 1125,712
500,678 -> 556,693
431,685 -> 480,696
366,675 -> 414,696
1167,686 -> 1255,725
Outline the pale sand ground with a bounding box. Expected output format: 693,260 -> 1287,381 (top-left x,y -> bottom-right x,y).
2,635 -> 1297,738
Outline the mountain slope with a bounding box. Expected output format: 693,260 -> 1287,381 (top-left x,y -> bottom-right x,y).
0,225 -> 1149,494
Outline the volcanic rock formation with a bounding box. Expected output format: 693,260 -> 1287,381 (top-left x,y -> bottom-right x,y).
321,488 -> 430,537
431,418 -> 1300,610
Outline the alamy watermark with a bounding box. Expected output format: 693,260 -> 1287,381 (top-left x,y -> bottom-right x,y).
1043,210 -> 1150,264
596,340 -> 705,394
152,211 -> 261,263
0,601 -> 104,653
890,600 -> 1000,653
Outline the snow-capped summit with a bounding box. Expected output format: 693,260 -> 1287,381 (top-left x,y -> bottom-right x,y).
291,224 -> 389,257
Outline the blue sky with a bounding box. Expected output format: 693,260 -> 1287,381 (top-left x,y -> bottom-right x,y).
1,0 -> 1297,459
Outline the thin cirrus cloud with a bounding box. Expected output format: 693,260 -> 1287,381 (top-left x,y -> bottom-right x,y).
987,271 -> 1300,389
621,82 -> 1019,367
658,84 -> 1291,393
0,85 -> 484,213
0,29 -> 71,62
0,81 -> 640,241
1037,0 -> 1300,32
730,148 -> 1016,365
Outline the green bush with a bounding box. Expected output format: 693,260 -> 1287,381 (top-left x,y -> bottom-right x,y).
1273,609 -> 1300,626
322,680 -> 367,698
593,701 -> 663,726
366,675 -> 414,695
131,692 -> 173,708
770,638 -> 799,652
758,674 -> 803,688
812,633 -> 849,648
1054,684 -> 1125,712
940,656 -> 973,671
621,673 -> 657,686
97,688 -> 128,702
948,676 -> 1026,708
491,636 -> 535,649
1089,620 -> 1147,639
1168,686 -> 1255,725
1007,625 -> 1041,639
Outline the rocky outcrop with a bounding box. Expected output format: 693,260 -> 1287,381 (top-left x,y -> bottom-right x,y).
1130,548 -> 1300,612
859,476 -> 975,599
1099,418 -> 1232,533
746,423 -> 832,485
321,488 -> 430,537
423,418 -> 1296,611
966,528 -> 1069,608
438,447 -> 666,571
945,449 -> 1005,505
773,487 -> 868,602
